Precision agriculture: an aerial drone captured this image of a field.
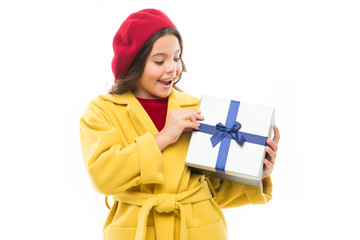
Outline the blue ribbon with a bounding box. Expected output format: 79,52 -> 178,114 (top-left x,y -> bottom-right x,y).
210,121 -> 246,147
198,123 -> 267,146
197,100 -> 268,171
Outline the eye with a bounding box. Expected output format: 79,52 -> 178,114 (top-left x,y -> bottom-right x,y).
174,57 -> 181,62
154,61 -> 164,65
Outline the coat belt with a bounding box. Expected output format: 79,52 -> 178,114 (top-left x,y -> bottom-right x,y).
111,176 -> 215,240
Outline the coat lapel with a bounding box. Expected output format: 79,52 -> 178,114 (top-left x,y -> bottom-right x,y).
168,88 -> 201,112
100,89 -> 201,137
99,91 -> 159,136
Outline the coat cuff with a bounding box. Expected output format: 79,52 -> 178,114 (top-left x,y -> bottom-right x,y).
136,132 -> 164,184
244,176 -> 273,204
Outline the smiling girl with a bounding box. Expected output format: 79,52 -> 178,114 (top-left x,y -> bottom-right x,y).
80,8 -> 280,240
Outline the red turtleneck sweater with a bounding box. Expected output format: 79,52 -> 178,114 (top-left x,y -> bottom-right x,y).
136,97 -> 168,131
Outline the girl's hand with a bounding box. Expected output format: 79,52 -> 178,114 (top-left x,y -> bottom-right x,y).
263,124 -> 280,179
154,109 -> 204,151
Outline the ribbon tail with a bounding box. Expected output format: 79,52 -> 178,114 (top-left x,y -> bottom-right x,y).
240,134 -> 246,144
232,132 -> 246,145
210,132 -> 226,147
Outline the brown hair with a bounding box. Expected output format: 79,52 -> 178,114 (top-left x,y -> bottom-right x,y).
108,27 -> 185,94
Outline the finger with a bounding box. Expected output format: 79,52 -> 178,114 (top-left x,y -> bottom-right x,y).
273,124 -> 280,144
266,138 -> 278,153
183,110 -> 204,123
195,109 -> 204,120
183,127 -> 194,133
265,146 -> 276,164
182,110 -> 197,120
264,159 -> 273,172
195,113 -> 205,121
184,119 -> 200,130
189,112 -> 197,124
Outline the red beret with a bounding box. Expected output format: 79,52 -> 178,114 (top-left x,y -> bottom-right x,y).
111,9 -> 177,82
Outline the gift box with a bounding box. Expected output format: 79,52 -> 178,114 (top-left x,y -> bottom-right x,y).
185,96 -> 275,187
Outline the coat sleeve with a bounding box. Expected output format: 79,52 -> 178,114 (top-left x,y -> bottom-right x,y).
208,176 -> 272,208
79,102 -> 164,196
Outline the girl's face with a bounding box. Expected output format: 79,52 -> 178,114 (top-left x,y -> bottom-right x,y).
134,34 -> 182,99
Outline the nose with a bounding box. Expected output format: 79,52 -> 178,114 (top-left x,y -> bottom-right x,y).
167,61 -> 176,74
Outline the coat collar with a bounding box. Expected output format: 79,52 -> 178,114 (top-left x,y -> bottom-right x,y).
99,88 -> 200,108
99,88 -> 201,136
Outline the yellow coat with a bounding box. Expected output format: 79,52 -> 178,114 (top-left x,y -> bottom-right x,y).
80,88 -> 272,240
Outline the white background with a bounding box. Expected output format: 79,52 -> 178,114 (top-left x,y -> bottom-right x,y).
1,0 -> 359,239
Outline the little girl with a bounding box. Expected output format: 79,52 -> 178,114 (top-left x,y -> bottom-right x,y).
80,8 -> 280,240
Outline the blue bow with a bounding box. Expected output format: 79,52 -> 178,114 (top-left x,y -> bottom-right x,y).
210,121 -> 246,147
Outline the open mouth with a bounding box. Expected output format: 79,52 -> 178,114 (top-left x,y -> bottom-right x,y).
158,79 -> 173,87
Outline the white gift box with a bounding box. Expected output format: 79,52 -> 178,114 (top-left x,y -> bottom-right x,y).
185,96 -> 275,187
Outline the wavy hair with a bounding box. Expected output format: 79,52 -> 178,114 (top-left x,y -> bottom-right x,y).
108,27 -> 185,94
